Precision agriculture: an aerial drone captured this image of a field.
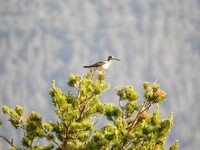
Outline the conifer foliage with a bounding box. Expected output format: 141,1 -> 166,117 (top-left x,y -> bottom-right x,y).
1,73 -> 178,150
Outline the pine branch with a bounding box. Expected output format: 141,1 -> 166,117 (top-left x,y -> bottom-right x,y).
40,124 -> 62,149
128,101 -> 152,132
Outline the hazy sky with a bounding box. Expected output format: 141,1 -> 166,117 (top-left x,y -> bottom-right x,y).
0,0 -> 200,149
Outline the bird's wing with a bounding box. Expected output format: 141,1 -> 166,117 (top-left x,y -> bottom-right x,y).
84,61 -> 106,68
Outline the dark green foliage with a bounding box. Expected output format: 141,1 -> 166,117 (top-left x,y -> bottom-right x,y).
1,73 -> 178,150
104,103 -> 122,121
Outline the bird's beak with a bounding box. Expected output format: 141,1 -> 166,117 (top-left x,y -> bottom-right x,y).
113,57 -> 120,61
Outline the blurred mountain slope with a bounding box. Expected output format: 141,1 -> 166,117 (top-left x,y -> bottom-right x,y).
0,0 -> 200,149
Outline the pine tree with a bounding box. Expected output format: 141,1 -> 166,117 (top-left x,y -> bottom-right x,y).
0,72 -> 178,150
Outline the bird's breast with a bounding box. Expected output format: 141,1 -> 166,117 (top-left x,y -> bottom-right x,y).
101,63 -> 110,70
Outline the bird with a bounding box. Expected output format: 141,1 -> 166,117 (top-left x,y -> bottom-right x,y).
83,55 -> 120,73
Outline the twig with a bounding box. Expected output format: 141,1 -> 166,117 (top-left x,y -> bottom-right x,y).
0,133 -> 15,147
154,76 -> 158,84
79,93 -> 95,118
118,99 -> 128,110
40,124 -> 62,149
80,93 -> 95,106
92,115 -> 102,126
128,101 -> 152,132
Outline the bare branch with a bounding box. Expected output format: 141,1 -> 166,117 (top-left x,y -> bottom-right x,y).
0,133 -> 15,148
92,115 -> 102,126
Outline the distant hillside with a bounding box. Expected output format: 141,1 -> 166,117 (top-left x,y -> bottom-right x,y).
0,1 -> 200,149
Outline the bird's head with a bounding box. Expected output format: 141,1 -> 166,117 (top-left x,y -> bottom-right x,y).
107,55 -> 120,61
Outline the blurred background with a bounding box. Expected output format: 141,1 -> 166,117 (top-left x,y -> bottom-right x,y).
0,0 -> 200,149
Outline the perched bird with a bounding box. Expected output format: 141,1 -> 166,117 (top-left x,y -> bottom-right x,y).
83,55 -> 120,73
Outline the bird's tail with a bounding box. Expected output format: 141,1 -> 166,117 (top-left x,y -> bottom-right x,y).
83,66 -> 90,68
